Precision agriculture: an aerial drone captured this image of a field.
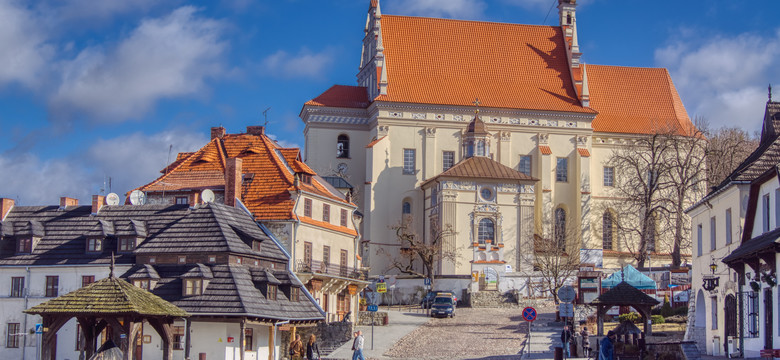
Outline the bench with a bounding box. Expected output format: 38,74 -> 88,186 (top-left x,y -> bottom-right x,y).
760,349 -> 780,358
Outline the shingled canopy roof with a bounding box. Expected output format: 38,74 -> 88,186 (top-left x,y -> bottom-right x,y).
590,281 -> 660,307
25,274 -> 188,317
24,271 -> 188,360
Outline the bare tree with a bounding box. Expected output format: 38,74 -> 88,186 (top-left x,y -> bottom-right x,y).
705,125 -> 759,187
522,228 -> 581,304
662,119 -> 708,267
384,222 -> 457,288
606,131 -> 674,268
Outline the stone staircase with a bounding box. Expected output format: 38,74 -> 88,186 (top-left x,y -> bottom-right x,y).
680,341 -> 703,360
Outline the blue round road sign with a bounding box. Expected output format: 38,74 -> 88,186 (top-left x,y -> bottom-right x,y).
522,307 -> 537,322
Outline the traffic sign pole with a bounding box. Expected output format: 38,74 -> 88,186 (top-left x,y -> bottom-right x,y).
522,307 -> 537,357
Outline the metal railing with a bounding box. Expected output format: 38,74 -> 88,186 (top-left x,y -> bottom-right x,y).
295,259 -> 367,280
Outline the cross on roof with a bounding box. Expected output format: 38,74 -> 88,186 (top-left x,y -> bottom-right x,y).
473,98 -> 480,114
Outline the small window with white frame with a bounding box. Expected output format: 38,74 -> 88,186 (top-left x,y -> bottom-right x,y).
603,166 -> 614,187
556,157 -> 568,182
403,149 -> 416,175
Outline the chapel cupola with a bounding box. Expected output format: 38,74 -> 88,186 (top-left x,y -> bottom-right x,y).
463,100 -> 491,158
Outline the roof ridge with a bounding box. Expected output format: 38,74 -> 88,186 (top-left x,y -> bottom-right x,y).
382,13 -> 559,28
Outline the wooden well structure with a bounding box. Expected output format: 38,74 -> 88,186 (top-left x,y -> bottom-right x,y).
590,281 -> 660,336
24,270 -> 189,360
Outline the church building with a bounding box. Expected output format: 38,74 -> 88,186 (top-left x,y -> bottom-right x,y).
300,0 -> 696,291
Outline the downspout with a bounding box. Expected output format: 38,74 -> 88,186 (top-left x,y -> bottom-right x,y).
22,266 -> 30,360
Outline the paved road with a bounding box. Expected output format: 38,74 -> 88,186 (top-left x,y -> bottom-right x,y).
325,307 -> 429,360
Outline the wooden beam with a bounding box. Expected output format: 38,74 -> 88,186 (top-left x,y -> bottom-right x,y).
148,318 -> 174,360
77,317 -> 97,359
41,315 -> 70,360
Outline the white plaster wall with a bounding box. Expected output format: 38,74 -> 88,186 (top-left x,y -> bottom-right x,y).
141,320 -> 275,360
0,265 -> 130,360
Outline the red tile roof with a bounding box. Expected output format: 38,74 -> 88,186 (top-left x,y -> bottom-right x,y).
304,85 -> 370,109
577,148 -> 591,157
586,64 -> 693,136
305,15 -> 696,137
539,145 -> 552,155
134,129 -> 352,221
365,136 -> 386,148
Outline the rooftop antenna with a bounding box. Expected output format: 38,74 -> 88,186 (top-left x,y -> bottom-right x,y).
770,84 -> 773,102
262,107 -> 271,127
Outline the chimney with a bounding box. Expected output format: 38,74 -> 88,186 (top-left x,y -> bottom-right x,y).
246,126 -> 265,136
59,197 -> 79,208
1,198 -> 14,220
92,195 -> 105,214
188,192 -> 200,208
225,158 -> 243,207
211,126 -> 226,140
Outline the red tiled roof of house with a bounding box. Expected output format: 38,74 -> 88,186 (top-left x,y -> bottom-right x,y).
304,85 -> 370,109
134,129 -> 351,221
586,64 -> 693,136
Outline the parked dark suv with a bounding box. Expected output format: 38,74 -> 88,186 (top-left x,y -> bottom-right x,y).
420,291 -> 458,309
430,296 -> 456,318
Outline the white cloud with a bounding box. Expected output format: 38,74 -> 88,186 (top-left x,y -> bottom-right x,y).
38,0 -> 164,25
656,29 -> 780,131
260,48 -> 334,79
0,128 -> 207,205
51,6 -> 228,121
0,0 -> 52,89
385,0 -> 486,19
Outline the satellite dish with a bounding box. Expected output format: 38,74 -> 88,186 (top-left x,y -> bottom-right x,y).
201,189 -> 215,203
129,190 -> 146,205
105,193 -> 120,206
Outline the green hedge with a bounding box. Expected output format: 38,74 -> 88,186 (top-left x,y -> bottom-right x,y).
651,315 -> 665,324
618,312 -> 641,323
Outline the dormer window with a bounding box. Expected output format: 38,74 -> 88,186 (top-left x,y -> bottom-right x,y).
183,278 -> 203,296
17,238 -> 32,254
301,174 -> 312,185
291,287 -> 300,302
118,237 -> 136,253
267,284 -> 277,300
86,238 -> 102,253
133,279 -> 151,290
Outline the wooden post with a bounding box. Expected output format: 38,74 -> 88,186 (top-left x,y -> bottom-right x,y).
41,315 -> 68,360
185,318 -> 192,360
268,325 -> 274,360
149,318 -> 174,360
597,306 -> 604,336
78,317 -> 97,359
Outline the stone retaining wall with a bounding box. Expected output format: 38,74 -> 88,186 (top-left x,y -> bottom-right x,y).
357,311 -> 388,326
468,289 -> 522,308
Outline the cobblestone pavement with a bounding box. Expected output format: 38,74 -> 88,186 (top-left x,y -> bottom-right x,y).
382,307 -> 534,359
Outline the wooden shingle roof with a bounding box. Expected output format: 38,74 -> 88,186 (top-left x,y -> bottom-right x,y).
589,281 -> 660,306
25,275 -> 189,318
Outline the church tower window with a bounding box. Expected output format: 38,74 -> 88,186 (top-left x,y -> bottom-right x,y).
478,218 -> 495,244
337,135 -> 350,158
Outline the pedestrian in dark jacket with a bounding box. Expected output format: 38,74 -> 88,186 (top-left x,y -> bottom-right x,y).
306,334 -> 321,360
599,331 -> 616,360
581,326 -> 590,357
561,325 -> 573,357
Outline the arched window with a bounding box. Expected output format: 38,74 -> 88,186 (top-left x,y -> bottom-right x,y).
555,208 -> 566,247
478,218 -> 495,244
402,201 -> 411,215
602,212 -> 614,250
337,135 -> 350,158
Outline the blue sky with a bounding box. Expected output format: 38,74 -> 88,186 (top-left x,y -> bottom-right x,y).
1,0 -> 780,205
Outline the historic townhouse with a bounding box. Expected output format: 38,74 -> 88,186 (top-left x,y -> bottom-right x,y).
0,196 -> 323,360
132,126 -> 368,323
687,99 -> 780,357
300,0 -> 696,294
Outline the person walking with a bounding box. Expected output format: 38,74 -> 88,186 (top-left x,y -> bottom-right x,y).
352,330 -> 365,360
289,334 -> 304,360
599,331 -> 616,360
581,326 -> 590,358
561,325 -> 573,358
306,334 -> 321,360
